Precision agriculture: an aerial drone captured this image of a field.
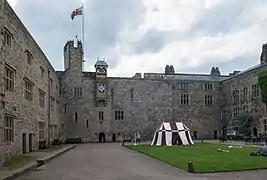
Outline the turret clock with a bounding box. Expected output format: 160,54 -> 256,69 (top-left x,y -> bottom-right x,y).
95,58 -> 108,106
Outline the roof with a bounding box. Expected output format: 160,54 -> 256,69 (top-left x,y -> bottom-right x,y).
144,73 -> 229,82
156,122 -> 189,131
94,60 -> 108,68
222,64 -> 262,81
145,64 -> 267,82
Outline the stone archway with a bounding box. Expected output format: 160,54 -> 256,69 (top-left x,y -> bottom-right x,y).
99,132 -> 106,143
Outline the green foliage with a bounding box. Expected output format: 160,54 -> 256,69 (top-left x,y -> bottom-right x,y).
235,115 -> 252,137
259,70 -> 267,105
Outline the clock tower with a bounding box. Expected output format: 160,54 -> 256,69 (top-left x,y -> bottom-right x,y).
95,58 -> 108,106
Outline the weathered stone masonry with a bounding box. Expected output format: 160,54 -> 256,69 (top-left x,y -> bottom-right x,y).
0,0 -> 60,158
59,39 -> 267,142
1,0 -> 267,158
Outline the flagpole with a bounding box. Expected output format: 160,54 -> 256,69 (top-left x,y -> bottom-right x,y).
82,4 -> 85,69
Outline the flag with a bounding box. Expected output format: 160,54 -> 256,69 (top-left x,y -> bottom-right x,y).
71,6 -> 83,20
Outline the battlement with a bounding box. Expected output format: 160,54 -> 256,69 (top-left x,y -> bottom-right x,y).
63,39 -> 83,72
64,39 -> 83,52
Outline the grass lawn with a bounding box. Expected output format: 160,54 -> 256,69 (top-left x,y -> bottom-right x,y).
3,155 -> 36,170
38,144 -> 66,152
127,143 -> 267,173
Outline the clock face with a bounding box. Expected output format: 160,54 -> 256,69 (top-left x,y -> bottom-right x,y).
96,67 -> 107,75
98,84 -> 106,93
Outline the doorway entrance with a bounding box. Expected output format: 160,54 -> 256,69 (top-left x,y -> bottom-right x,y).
253,127 -> 258,137
99,132 -> 106,143
193,131 -> 198,140
22,133 -> 26,154
112,133 -> 116,142
213,130 -> 218,139
29,133 -> 33,152
222,126 -> 227,136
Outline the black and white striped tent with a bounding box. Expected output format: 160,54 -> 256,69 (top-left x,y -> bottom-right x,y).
151,122 -> 194,146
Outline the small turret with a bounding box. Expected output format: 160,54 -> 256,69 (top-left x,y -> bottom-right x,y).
94,58 -> 108,105
63,39 -> 83,72
95,58 -> 108,76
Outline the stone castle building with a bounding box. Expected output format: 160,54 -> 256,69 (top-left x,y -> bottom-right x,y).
1,0 -> 267,157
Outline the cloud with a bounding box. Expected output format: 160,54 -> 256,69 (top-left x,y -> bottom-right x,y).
133,28 -> 181,54
8,0 -> 145,69
83,0 -> 145,67
110,21 -> 267,76
190,0 -> 267,36
7,0 -> 267,77
187,54 -> 258,75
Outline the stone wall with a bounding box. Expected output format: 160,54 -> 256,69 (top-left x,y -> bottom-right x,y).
60,52 -> 226,142
0,0 -> 60,158
3,0 -> 267,159
60,40 -> 267,142
221,64 -> 267,136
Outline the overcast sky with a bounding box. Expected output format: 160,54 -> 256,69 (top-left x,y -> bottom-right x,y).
7,0 -> 267,77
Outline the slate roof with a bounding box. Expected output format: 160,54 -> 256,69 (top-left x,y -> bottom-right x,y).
144,64 -> 266,82
222,64 -> 262,81
95,60 -> 108,68
144,73 -> 229,82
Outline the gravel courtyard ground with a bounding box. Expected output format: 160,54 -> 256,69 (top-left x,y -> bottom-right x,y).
15,143 -> 266,180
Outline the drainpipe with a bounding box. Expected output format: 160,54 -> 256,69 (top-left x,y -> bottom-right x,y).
172,86 -> 175,122
47,70 -> 51,148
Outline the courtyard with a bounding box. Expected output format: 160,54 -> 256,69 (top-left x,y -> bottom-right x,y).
13,143 -> 266,180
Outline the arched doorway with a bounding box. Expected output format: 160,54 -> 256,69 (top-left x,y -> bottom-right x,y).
99,132 -> 106,143
213,130 -> 218,139
112,133 -> 116,142
253,127 -> 258,137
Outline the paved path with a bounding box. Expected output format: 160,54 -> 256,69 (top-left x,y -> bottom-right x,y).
15,143 -> 266,180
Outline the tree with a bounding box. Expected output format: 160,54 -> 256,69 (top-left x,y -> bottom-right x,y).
258,70 -> 267,105
235,115 -> 252,137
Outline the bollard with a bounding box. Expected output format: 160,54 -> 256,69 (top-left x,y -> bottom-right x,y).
122,140 -> 125,146
188,161 -> 195,173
